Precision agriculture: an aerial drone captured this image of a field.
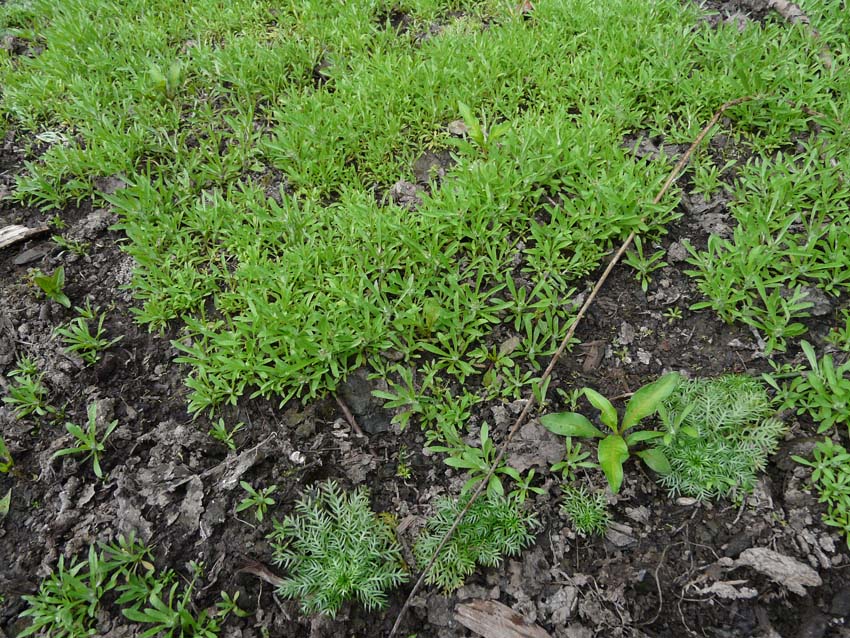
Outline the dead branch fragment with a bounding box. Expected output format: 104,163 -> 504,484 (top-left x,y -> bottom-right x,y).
455,600 -> 552,638
0,224 -> 50,250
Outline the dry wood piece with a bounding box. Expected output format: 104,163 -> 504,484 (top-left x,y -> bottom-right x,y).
0,224 -> 50,250
455,600 -> 552,638
768,0 -> 813,29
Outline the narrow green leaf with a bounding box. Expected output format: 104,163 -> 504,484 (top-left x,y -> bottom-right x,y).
487,474 -> 504,498
540,412 -> 605,438
625,430 -> 665,446
621,372 -> 680,430
444,457 -> 480,470
636,448 -> 672,475
598,435 -> 628,493
583,388 -> 618,431
0,489 -> 10,517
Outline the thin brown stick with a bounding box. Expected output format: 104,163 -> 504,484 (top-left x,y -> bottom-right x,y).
388,96 -> 756,638
335,394 -> 364,436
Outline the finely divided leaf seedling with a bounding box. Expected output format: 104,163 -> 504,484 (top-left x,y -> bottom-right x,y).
413,492 -> 537,593
268,481 -> 407,617
652,375 -> 786,500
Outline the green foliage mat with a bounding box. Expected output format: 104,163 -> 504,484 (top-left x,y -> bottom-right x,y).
2,0 -> 848,414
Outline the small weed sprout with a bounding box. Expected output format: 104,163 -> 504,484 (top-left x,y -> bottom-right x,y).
794,438 -> 850,546
766,340 -> 850,435
396,445 -> 412,479
428,422 -> 522,498
19,536 -> 154,638
0,489 -> 9,518
560,484 -> 610,536
216,591 -> 250,618
413,493 -> 537,593
31,266 -> 71,308
663,306 -> 683,323
268,481 -> 407,616
53,403 -> 119,479
55,302 -> 123,365
3,356 -> 55,419
0,434 -> 12,473
52,235 -> 89,256
550,437 -> 597,481
208,418 -> 245,451
623,236 -> 667,293
236,481 -> 276,522
826,310 -> 850,352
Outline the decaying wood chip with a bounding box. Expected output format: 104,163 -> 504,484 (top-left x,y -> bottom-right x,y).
455,600 -> 551,638
767,0 -> 812,28
0,224 -> 50,250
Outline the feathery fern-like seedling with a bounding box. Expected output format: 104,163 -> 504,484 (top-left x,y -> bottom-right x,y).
267,481 -> 407,617
413,493 -> 537,592
653,375 -> 785,500
560,484 -> 610,536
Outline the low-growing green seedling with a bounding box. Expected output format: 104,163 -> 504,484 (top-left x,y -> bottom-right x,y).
19,536 -> 153,638
55,302 -> 123,365
654,375 -> 785,500
663,306 -> 683,323
268,481 -> 407,616
149,60 -> 184,100
766,340 -> 850,435
429,422 -> 522,498
560,484 -> 610,536
216,591 -> 250,619
826,310 -> 850,352
541,373 -> 680,493
794,437 -> 850,546
414,492 -> 537,592
3,356 -> 55,419
623,236 -> 667,293
236,481 -> 276,523
53,403 -> 118,478
52,235 -> 89,256
32,266 -> 71,308
510,468 -> 545,504
550,437 -> 597,480
452,101 -> 511,158
208,418 -> 245,451
0,435 -> 13,473
0,488 -> 10,518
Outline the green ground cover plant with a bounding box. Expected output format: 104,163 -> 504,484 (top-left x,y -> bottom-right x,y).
413,492 -> 537,592
236,481 -> 276,523
768,341 -> 850,545
267,481 -> 407,617
0,435 -> 12,473
794,437 -> 850,546
767,340 -> 850,434
31,266 -> 70,308
3,0 -> 846,433
652,375 -> 785,500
